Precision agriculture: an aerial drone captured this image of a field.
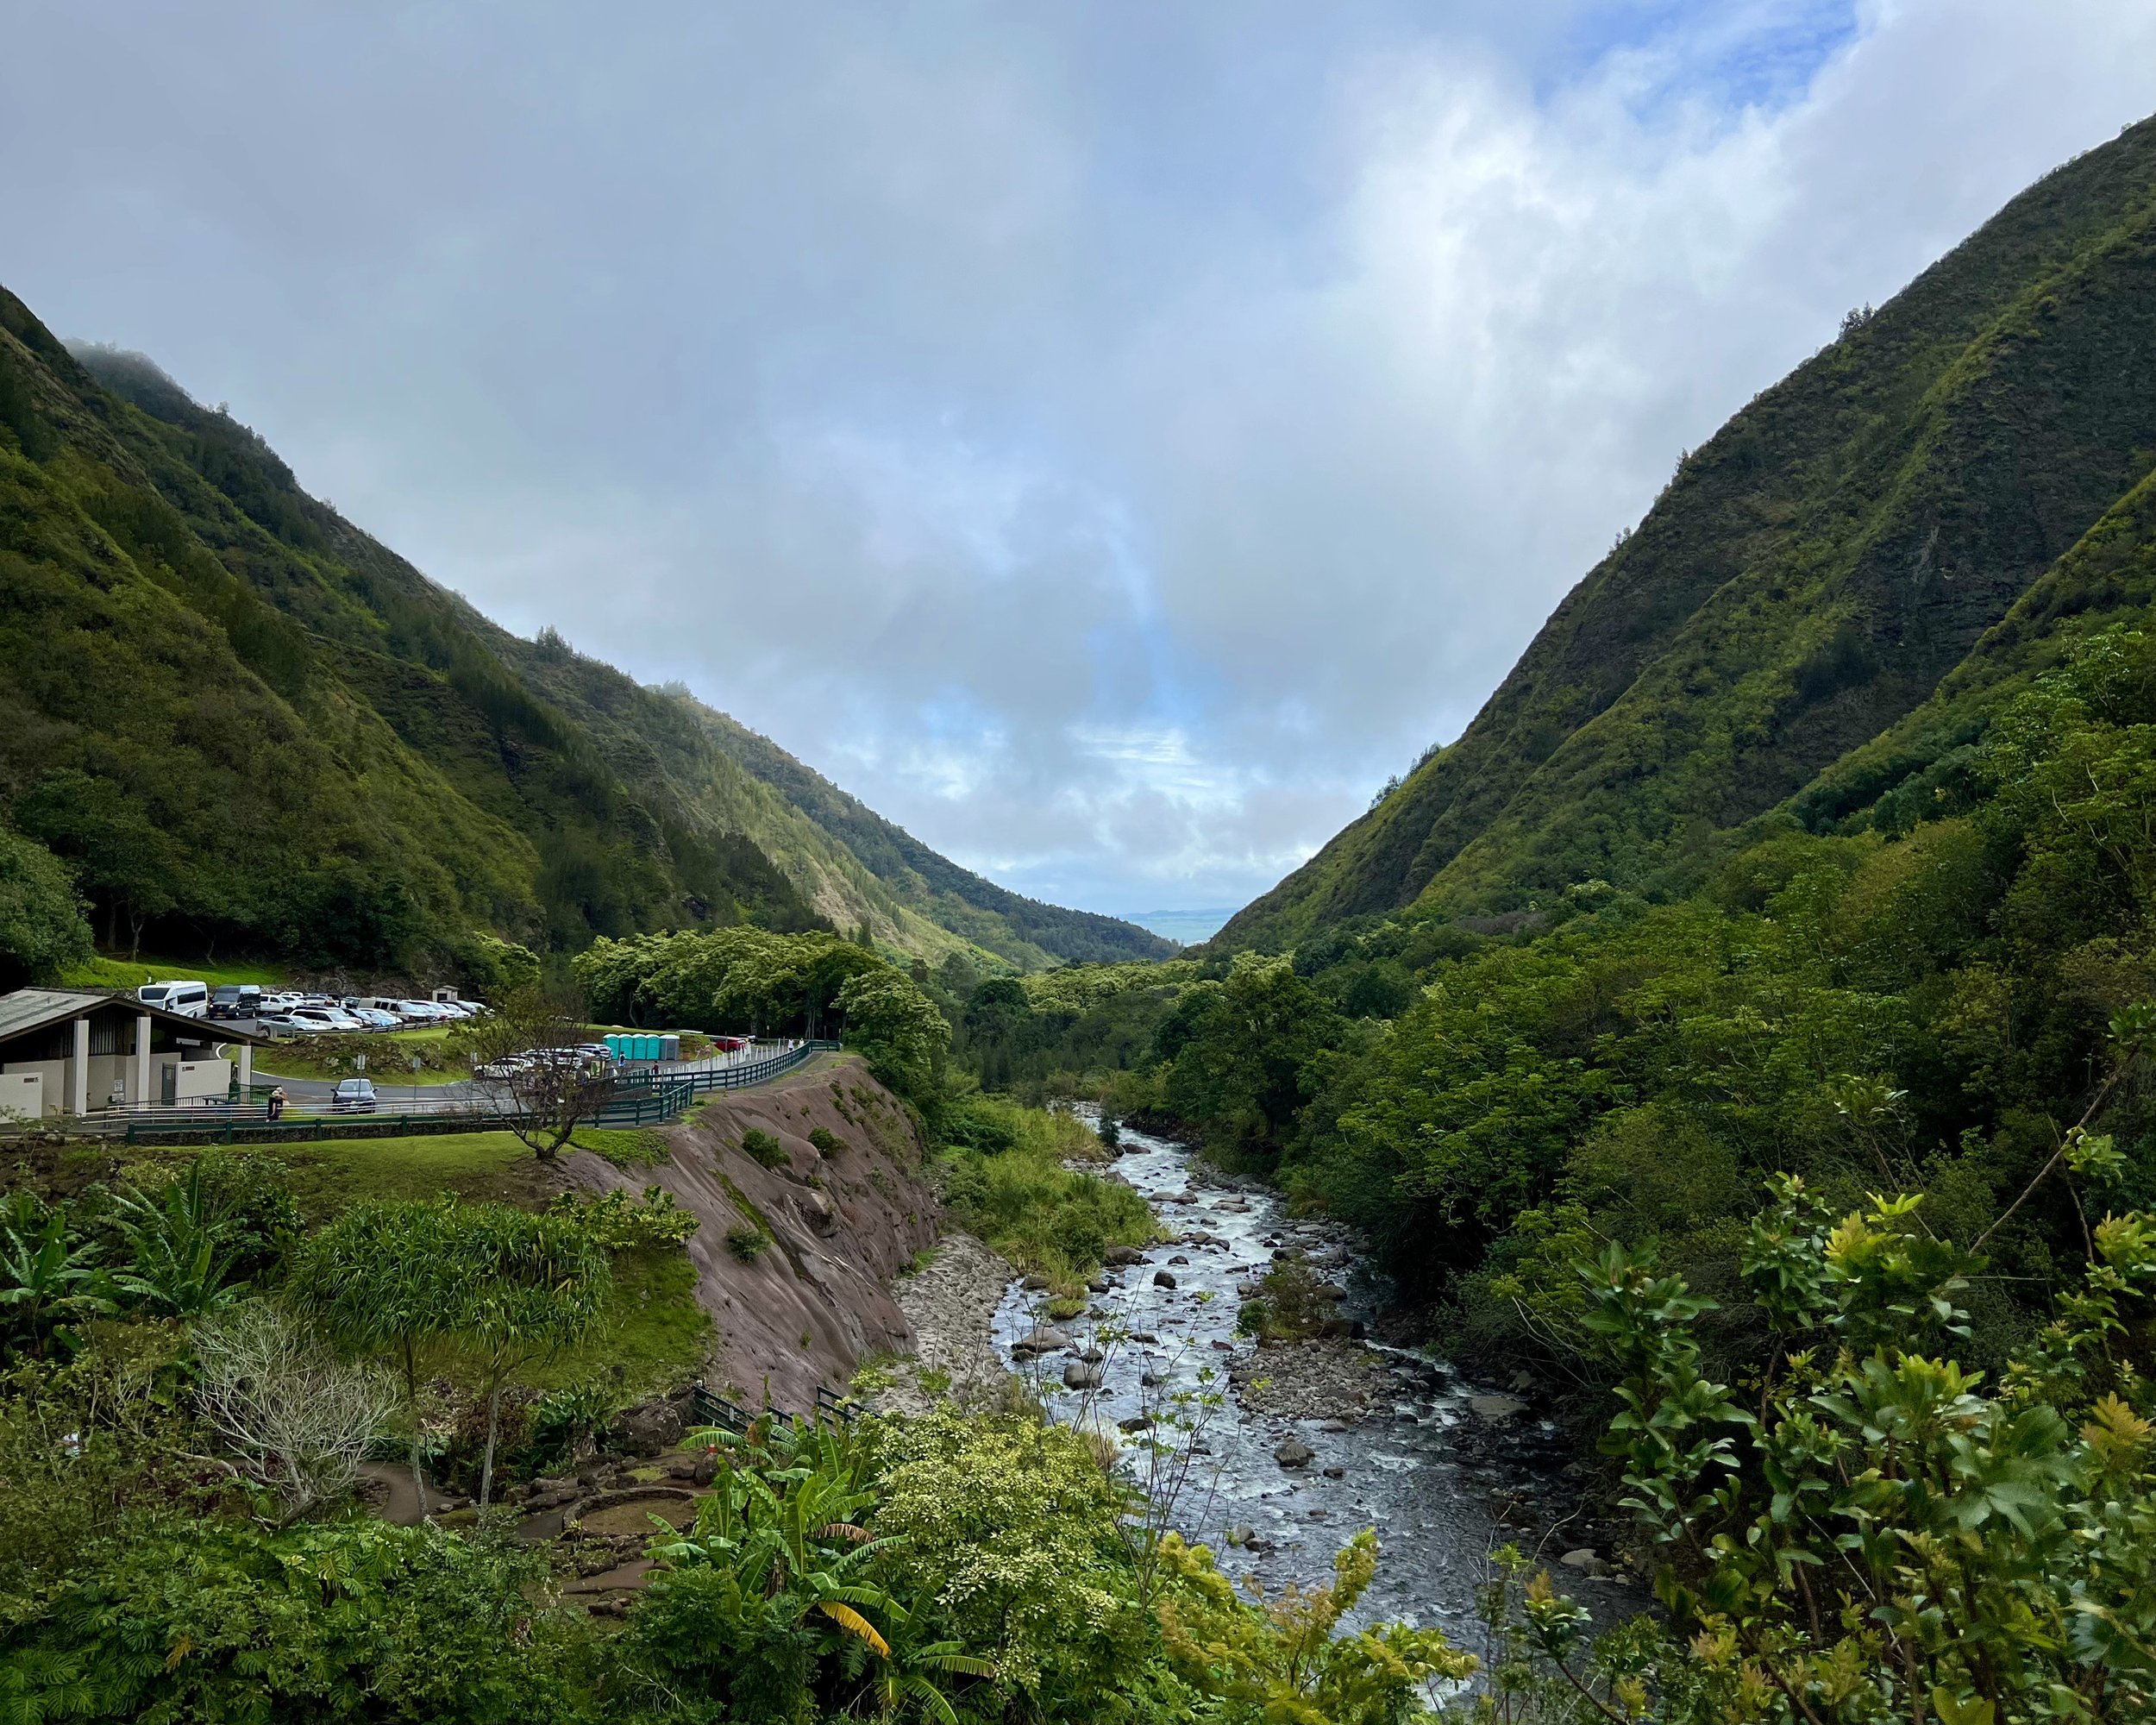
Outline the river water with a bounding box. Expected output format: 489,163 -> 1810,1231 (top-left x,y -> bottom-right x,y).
990,1122 -> 1618,1638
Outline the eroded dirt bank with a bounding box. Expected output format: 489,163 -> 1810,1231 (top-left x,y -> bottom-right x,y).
566,1054 -> 937,1411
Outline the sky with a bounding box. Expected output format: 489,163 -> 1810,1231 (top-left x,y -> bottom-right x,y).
4,2 -> 2154,920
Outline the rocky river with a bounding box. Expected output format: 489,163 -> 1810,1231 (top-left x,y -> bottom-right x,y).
985,1120 -> 1641,1637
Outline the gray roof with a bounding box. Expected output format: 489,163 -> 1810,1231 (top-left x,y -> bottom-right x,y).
0,988 -> 273,1044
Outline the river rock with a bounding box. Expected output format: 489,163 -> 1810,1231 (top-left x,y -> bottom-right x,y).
1559,1548 -> 1610,1577
1140,1371 -> 1161,1387
1225,1523 -> 1257,1547
1469,1394 -> 1528,1425
1104,1245 -> 1147,1265
1168,1254 -> 1189,1265
1153,1270 -> 1178,1289
1012,1327 -> 1069,1354
1319,1418 -> 1349,1433
1063,1361 -> 1104,1390
1078,1346 -> 1105,1364
1236,1281 -> 1263,1298
1087,1277 -> 1110,1294
1022,1275 -> 1050,1290
1275,1438 -> 1315,1469
1322,1465 -> 1345,1479
1118,1415 -> 1153,1433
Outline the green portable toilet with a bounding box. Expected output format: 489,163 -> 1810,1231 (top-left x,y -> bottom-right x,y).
603,1034 -> 623,1058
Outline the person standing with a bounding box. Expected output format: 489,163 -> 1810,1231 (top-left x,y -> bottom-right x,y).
267,1085 -> 286,1121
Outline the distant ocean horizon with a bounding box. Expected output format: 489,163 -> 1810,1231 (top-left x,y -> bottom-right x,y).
1122,908 -> 1233,945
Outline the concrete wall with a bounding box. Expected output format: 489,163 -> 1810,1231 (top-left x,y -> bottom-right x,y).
0,1059 -> 68,1114
0,1071 -> 41,1125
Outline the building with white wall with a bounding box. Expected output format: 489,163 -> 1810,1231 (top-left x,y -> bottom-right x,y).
0,989 -> 271,1120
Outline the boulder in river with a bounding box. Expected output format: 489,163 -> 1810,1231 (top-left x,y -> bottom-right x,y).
1468,1393 -> 1528,1425
1063,1361 -> 1104,1390
1322,1465 -> 1345,1479
1559,1548 -> 1611,1577
1153,1270 -> 1178,1289
1275,1438 -> 1315,1470
1104,1245 -> 1147,1265
1118,1415 -> 1153,1433
1012,1327 -> 1069,1354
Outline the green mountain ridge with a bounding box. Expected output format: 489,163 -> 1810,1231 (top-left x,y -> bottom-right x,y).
1218,112 -> 2156,951
0,290 -> 1168,982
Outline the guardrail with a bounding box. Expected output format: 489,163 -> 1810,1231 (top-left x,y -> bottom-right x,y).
689,1380 -> 862,1435
78,1038 -> 844,1142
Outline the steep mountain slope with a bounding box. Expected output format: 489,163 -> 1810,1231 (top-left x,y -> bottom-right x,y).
0,285 -> 1159,977
686,704 -> 1176,968
1219,114 -> 2156,951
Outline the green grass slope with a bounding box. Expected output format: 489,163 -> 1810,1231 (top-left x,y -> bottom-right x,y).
0,279 -> 1162,981
686,702 -> 1178,969
1219,112 -> 2156,950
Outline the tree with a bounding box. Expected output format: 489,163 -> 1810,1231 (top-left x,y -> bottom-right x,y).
836,968 -> 950,1101
445,1206 -> 609,1507
191,1302 -> 396,1521
288,1200 -> 471,1517
463,986 -> 606,1161
0,826 -> 91,990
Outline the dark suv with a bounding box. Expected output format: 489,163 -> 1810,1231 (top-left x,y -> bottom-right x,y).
208,985 -> 262,1021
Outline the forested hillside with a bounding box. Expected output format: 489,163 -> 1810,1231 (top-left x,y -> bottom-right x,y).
687,701 -> 1175,968
1220,112 -> 2156,950
0,292 -> 1162,985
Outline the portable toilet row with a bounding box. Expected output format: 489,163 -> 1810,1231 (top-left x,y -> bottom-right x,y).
603,1032 -> 680,1062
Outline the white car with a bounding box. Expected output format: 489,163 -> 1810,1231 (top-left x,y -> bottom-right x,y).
289,1006 -> 363,1032
137,981 -> 210,1018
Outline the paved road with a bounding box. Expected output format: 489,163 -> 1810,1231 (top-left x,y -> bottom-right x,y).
241,1037 -> 794,1103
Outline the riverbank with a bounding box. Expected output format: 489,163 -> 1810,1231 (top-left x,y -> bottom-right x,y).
860,1118 -> 1647,1634
872,1231 -> 1017,1414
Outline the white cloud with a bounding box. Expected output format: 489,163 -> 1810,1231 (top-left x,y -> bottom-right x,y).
3,0 -> 2152,913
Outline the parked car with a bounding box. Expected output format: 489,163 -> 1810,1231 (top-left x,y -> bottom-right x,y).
255,1013 -> 313,1034
473,1056 -> 530,1080
290,1006 -> 363,1032
332,1077 -> 377,1112
258,992 -> 304,1014
207,984 -> 262,1020
346,1007 -> 403,1031
396,999 -> 454,1024
137,981 -> 210,1018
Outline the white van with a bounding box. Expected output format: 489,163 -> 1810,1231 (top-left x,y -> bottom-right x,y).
137,981 -> 210,1019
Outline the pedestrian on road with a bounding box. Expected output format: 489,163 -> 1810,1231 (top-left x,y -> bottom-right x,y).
267,1085 -> 286,1121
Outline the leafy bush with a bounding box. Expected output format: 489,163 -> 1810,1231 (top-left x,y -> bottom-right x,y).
806,1126 -> 844,1155
937,1103 -> 1151,1284
1234,1257 -> 1339,1342
740,1128 -> 788,1170
724,1225 -> 769,1263
546,1185 -> 699,1250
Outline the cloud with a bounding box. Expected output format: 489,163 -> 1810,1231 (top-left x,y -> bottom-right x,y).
3,0 -> 2151,913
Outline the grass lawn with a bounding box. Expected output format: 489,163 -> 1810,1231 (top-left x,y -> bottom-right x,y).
530,1244 -> 712,1398
120,1125 -> 674,1220
252,1026 -> 468,1085
62,953 -> 290,989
